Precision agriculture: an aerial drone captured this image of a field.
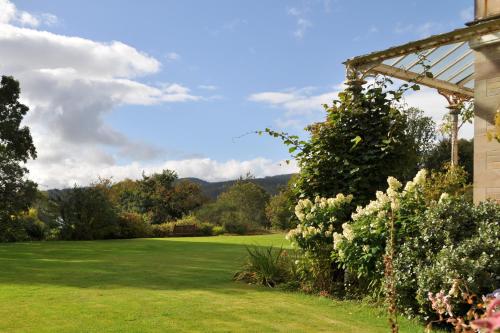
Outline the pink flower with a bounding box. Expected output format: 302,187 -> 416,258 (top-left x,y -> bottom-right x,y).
471,298 -> 500,333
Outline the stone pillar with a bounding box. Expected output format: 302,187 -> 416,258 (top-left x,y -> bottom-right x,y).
470,31 -> 500,203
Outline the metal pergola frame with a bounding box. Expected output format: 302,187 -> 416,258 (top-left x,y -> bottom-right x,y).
344,17 -> 500,99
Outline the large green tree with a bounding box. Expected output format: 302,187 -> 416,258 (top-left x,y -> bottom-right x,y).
293,80 -> 416,206
58,184 -> 119,240
265,176 -> 297,230
402,107 -> 436,176
424,138 -> 473,183
0,76 -> 37,237
108,171 -> 207,224
196,181 -> 270,234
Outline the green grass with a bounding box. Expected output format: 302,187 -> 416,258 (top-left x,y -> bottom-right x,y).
0,234 -> 426,332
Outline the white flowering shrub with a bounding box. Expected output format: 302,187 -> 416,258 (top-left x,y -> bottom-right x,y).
333,170 -> 428,281
286,194 -> 354,256
286,194 -> 354,292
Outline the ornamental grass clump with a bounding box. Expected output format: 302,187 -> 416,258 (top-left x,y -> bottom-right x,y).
234,246 -> 291,288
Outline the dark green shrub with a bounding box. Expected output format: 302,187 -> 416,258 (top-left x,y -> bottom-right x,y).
117,212 -> 151,239
0,208 -> 48,242
196,181 -> 270,234
293,81 -> 416,206
196,222 -> 214,236
220,211 -> 252,234
212,225 -> 225,235
0,217 -> 30,242
19,208 -> 47,241
414,200 -> 500,318
58,186 -> 119,240
265,186 -> 296,230
151,222 -> 175,237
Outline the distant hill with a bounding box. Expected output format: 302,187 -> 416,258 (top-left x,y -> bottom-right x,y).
179,174 -> 295,199
46,174 -> 295,201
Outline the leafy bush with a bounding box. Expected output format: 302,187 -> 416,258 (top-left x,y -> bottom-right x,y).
196,222 -> 214,236
286,194 -> 354,292
174,214 -> 199,226
212,225 -> 225,235
414,200 -> 500,319
149,215 -> 216,237
110,171 -> 206,224
18,208 -> 47,240
196,181 -> 270,234
58,186 -> 119,240
117,212 -> 151,239
234,246 -> 291,287
424,139 -> 473,183
265,182 -> 297,230
290,80 -> 416,207
327,167 -> 499,323
151,222 -> 175,237
0,207 -> 50,242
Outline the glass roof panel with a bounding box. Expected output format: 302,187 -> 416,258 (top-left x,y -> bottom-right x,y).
345,18 -> 500,98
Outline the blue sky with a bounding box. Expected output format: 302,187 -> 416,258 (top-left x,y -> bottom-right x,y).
1,0 -> 473,188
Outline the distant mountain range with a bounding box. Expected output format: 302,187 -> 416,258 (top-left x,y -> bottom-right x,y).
179,174 -> 294,199
47,174 -> 295,201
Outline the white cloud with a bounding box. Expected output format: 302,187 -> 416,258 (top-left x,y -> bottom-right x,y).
249,85 -> 341,130
0,0 -> 57,27
250,82 -> 473,137
31,157 -> 299,189
166,52 -> 181,61
0,24 -> 160,78
198,84 -> 218,91
0,0 -> 207,189
402,86 -> 473,139
287,7 -> 312,40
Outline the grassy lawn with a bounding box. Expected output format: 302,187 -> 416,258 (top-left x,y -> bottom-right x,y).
0,234 -> 426,332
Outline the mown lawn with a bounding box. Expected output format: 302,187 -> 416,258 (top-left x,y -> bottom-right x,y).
0,234 -> 426,332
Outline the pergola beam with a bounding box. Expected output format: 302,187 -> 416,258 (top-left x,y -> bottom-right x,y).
344,19 -> 500,68
365,64 -> 474,97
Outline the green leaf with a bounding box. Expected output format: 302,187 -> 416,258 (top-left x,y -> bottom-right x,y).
351,135 -> 362,147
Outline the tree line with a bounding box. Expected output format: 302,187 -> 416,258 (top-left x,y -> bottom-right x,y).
0,75 -> 474,242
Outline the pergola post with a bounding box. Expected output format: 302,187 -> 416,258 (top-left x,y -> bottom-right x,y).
437,91 -> 471,167
450,106 -> 460,167
343,0 -> 500,203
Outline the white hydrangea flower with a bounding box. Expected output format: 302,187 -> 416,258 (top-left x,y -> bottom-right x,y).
390,198 -> 400,211
342,223 -> 354,242
387,176 -> 402,191
333,232 -> 343,250
387,188 -> 398,200
404,180 -> 415,192
413,169 -> 427,186
439,192 -> 450,203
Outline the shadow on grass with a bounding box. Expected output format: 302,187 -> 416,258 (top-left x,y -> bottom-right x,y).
0,237 -> 283,293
